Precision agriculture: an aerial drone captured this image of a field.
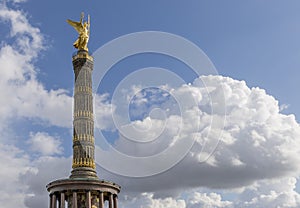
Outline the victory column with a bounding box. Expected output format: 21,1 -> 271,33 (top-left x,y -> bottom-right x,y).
46,13 -> 121,208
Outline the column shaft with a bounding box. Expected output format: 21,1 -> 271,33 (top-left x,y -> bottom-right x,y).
60,192 -> 65,208
113,195 -> 118,208
52,194 -> 57,208
73,192 -> 78,208
49,195 -> 52,208
71,52 -> 97,178
109,194 -> 114,208
99,192 -> 104,208
86,191 -> 91,208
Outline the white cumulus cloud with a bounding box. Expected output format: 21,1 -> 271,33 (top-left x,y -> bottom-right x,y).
27,132 -> 63,156
100,75 -> 300,192
187,192 -> 232,208
119,193 -> 186,208
0,2 -> 72,129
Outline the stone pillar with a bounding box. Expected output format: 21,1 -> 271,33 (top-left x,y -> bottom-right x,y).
49,194 -> 53,208
86,191 -> 91,208
109,194 -> 114,208
99,192 -> 104,208
52,194 -> 57,208
70,50 -> 97,179
60,192 -> 65,208
73,192 -> 78,208
113,195 -> 118,208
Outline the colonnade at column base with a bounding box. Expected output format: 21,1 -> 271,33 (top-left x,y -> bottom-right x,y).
47,178 -> 120,208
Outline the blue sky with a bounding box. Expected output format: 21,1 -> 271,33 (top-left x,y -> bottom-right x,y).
19,0 -> 300,118
1,0 -> 300,207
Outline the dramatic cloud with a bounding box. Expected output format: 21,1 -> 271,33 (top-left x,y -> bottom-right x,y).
98,75 -> 300,194
116,177 -> 300,208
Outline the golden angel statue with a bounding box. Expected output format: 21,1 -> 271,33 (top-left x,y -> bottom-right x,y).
67,12 -> 90,51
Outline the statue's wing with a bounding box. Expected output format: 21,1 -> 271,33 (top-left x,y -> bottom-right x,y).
67,19 -> 82,33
